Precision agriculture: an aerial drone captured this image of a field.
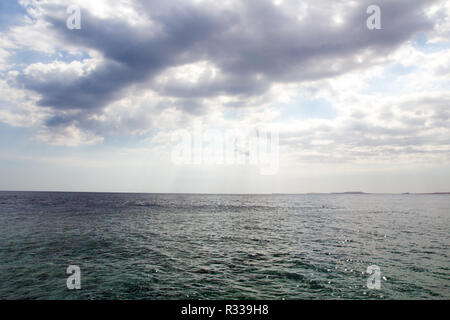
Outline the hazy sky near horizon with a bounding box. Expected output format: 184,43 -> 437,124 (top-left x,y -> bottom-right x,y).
0,0 -> 449,193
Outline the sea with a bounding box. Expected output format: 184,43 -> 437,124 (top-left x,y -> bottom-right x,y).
0,191 -> 448,300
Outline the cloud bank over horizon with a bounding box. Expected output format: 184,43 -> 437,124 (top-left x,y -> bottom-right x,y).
0,0 -> 449,193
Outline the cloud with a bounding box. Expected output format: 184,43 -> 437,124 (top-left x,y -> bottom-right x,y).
0,0 -> 449,161
276,91 -> 450,164
10,0 -> 437,112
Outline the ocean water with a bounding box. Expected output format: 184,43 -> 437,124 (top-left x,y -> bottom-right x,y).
0,191 -> 448,300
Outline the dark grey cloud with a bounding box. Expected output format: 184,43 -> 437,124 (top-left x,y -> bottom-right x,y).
13,0 -> 438,117
16,1 -> 229,113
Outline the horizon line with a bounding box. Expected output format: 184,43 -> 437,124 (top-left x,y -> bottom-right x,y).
0,190 -> 449,195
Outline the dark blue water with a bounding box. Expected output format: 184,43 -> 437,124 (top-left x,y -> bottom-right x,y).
0,192 -> 448,299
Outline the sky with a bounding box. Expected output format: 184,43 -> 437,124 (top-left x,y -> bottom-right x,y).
0,0 -> 449,194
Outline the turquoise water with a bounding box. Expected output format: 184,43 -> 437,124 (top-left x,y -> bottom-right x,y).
0,192 -> 448,299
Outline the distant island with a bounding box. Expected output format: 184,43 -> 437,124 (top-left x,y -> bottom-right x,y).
420,192 -> 450,195
331,192 -> 367,195
303,191 -> 368,195
403,192 -> 450,195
